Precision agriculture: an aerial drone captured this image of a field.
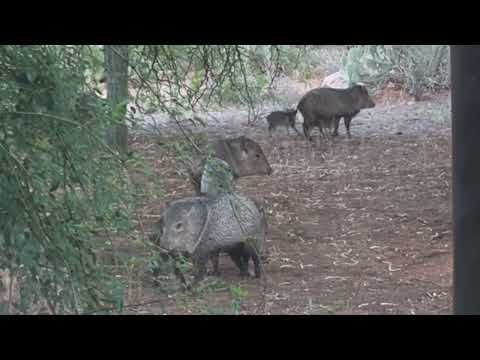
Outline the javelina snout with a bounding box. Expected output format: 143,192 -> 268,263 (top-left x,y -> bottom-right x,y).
352,84 -> 375,109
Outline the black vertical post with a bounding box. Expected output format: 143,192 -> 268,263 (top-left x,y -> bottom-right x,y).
452,45 -> 480,314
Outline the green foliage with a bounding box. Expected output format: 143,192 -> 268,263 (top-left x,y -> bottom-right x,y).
83,45 -> 105,87
0,45 -> 330,313
197,284 -> 248,315
128,45 -> 306,123
230,284 -> 248,315
279,46 -> 346,80
0,45 -> 136,314
201,306 -> 229,315
342,45 -> 450,99
342,46 -> 369,86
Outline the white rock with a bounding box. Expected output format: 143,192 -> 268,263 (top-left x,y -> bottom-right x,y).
321,71 -> 349,89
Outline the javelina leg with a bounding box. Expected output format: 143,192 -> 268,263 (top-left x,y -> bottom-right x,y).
318,123 -> 330,143
326,117 -> 337,140
333,116 -> 341,137
241,253 -> 252,277
292,125 -> 302,136
245,245 -> 262,278
317,117 -> 331,142
317,124 -> 324,139
251,251 -> 262,279
344,116 -> 353,138
229,251 -> 250,277
268,125 -> 273,137
322,124 -> 330,140
308,121 -> 322,142
192,253 -> 209,285
209,251 -> 221,276
303,123 -> 313,142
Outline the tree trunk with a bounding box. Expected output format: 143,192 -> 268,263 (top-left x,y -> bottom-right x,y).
104,45 -> 129,154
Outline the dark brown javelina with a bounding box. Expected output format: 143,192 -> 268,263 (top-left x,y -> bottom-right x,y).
297,84 -> 375,141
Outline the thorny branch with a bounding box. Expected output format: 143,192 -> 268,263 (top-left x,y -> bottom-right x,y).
110,45 -> 289,157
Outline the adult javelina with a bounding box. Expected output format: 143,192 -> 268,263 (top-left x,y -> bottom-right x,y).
266,109 -> 301,136
189,136 -> 272,195
150,193 -> 267,284
297,84 -> 375,140
149,210 -> 256,278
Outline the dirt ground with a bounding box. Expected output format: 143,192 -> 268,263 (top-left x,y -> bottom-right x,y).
117,85 -> 452,315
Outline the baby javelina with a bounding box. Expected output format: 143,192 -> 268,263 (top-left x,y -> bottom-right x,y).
266,108 -> 301,136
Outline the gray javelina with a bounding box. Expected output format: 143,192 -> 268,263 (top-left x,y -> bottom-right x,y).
151,193 -> 267,284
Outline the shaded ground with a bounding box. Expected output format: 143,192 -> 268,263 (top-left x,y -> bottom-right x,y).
118,89 -> 452,315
